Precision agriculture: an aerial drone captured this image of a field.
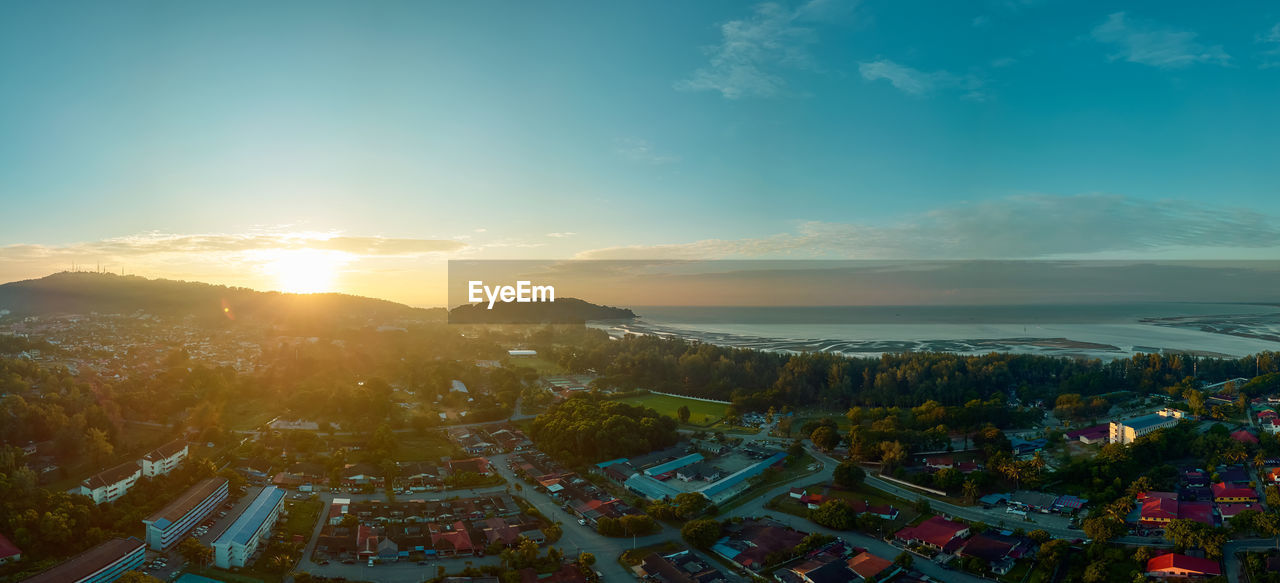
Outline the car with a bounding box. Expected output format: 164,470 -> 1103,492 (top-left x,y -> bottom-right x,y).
342,559 -> 355,565
577,519 -> 586,526
418,560 -> 430,565
319,560 -> 330,565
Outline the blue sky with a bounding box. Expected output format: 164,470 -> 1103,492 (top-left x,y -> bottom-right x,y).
1,0 -> 1278,305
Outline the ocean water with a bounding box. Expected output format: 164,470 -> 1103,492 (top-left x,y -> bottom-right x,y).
592,303 -> 1280,359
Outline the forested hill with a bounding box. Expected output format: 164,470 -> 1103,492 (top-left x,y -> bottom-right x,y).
449,296 -> 635,324
0,271 -> 443,325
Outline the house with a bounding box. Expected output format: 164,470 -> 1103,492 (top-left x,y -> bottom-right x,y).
448,458 -> 492,476
79,461 -> 143,504
712,520 -> 806,571
789,487 -> 806,499
925,456 -> 954,470
894,516 -> 970,553
139,439 -> 188,477
675,463 -> 723,482
1139,493 -> 1214,526
431,521 -> 473,557
1212,482 -> 1258,503
1217,502 -> 1259,520
1010,491 -> 1058,513
1264,418 -> 1280,435
638,550 -> 729,583
958,533 -> 1033,575
0,533 -> 21,565
1065,424 -> 1109,445
1231,429 -> 1260,444
846,499 -> 899,521
1146,553 -> 1222,578
846,552 -> 894,581
799,493 -> 826,509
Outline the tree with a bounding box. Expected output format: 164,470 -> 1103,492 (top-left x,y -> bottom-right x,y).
84,427 -> 114,467
811,426 -> 840,451
178,537 -> 213,565
1083,562 -> 1108,583
1028,529 -> 1051,544
578,551 -> 596,568
678,405 -> 691,424
880,441 -> 907,472
894,552 -> 913,568
1082,516 -> 1125,544
1038,539 -> 1070,569
832,461 -> 866,488
673,492 -> 711,519
117,573 -> 163,583
809,500 -> 856,530
682,519 -> 721,549
962,479 -> 980,504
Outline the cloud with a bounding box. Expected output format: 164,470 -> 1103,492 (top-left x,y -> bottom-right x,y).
615,138 -> 678,164
0,231 -> 466,266
676,0 -> 848,99
858,59 -> 986,100
577,194 -> 1280,260
546,232 -> 577,238
1260,22 -> 1280,69
1091,12 -> 1230,69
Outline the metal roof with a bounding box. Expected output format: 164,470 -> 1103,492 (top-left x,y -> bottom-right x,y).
215,486 -> 285,547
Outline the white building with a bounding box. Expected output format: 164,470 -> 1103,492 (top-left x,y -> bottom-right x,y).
1109,411 -> 1181,445
213,486 -> 286,569
79,462 -> 142,505
139,439 -> 188,477
143,477 -> 228,550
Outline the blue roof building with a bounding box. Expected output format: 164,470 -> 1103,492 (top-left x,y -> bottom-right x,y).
213,486 -> 286,569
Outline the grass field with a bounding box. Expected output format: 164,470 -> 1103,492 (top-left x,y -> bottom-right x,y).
610,393 -> 728,426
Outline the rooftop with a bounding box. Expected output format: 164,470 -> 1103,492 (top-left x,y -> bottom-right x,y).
141,439 -> 188,462
81,461 -> 141,490
146,477 -> 228,528
1118,413 -> 1176,431
24,537 -> 144,583
215,486 -> 285,546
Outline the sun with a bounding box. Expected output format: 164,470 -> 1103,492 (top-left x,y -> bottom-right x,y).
264,249 -> 346,294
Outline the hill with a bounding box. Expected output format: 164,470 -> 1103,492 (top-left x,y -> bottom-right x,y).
0,271 -> 443,327
449,296 -> 635,324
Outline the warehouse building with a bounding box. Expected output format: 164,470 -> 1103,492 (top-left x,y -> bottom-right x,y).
23,537 -> 145,583
143,477 -> 229,550
213,486 -> 285,569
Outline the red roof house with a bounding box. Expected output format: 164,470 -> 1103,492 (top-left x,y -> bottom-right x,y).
1146,553 -> 1221,578
1212,482 -> 1259,502
0,533 -> 21,564
894,516 -> 970,552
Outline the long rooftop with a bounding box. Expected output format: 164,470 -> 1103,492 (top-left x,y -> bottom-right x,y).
214,486 -> 285,547
24,537 -> 143,583
145,477 -> 228,528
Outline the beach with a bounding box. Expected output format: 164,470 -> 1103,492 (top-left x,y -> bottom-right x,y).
590,304 -> 1280,359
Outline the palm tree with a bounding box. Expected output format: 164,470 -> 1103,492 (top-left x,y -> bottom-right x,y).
962,479 -> 980,505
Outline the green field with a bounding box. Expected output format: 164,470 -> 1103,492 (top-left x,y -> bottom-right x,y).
611,393 -> 729,426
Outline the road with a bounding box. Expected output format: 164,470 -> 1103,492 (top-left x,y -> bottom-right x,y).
717,447 -> 988,583
1224,538 -> 1280,583
295,452 -> 741,583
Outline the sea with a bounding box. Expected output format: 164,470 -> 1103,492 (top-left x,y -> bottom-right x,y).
588,303 -> 1280,359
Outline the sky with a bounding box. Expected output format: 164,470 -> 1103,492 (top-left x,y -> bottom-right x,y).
1,0 -> 1279,306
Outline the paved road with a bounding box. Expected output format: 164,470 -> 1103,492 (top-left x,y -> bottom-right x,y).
717,448 -> 987,583
295,452 -> 708,583
1224,538 -> 1280,583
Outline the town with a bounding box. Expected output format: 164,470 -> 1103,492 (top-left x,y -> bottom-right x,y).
4,299 -> 1280,583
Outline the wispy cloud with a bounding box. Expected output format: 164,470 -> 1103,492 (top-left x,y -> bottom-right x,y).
1260,22 -> 1280,69
676,0 -> 848,99
546,232 -> 577,238
0,231 -> 465,270
858,59 -> 986,100
614,138 -> 678,164
1091,12 -> 1230,69
577,194 -> 1280,260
